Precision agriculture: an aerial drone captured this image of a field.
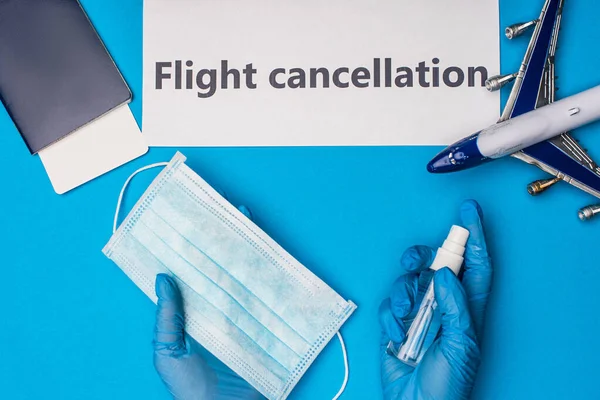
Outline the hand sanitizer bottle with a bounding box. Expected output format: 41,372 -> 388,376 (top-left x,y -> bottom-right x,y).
387,225 -> 470,366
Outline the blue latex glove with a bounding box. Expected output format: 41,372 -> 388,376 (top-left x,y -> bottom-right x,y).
153,205 -> 265,400
379,200 -> 493,400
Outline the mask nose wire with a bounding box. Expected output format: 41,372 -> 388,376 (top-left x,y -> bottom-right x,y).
332,331 -> 349,400
113,162 -> 170,233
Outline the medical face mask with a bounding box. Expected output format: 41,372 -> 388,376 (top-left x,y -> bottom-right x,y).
103,152 -> 357,400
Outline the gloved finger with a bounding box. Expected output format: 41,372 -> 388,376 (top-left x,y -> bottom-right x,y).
434,268 -> 478,352
216,189 -> 253,221
216,188 -> 228,200
153,274 -> 187,355
379,299 -> 406,345
459,200 -> 492,337
389,273 -> 419,321
379,300 -> 415,392
428,268 -> 481,390
398,245 -> 436,276
379,329 -> 415,395
238,205 -> 253,221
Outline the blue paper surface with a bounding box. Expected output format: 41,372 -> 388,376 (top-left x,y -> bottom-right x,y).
1,0 -> 600,399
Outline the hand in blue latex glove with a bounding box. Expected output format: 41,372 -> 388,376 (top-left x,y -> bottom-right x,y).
153,205 -> 265,400
379,200 -> 492,400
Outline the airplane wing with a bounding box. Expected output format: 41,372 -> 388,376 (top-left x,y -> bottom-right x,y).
499,0 -> 600,199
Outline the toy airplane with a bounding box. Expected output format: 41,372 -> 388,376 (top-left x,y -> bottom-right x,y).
427,0 -> 600,221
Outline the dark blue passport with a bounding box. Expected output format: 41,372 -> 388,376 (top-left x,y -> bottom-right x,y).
0,0 -> 131,154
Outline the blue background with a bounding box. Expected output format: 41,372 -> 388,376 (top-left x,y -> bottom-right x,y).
2,0 -> 600,398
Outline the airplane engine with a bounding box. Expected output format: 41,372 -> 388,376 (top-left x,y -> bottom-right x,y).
527,177 -> 560,195
505,20 -> 539,39
485,72 -> 518,92
578,205 -> 600,221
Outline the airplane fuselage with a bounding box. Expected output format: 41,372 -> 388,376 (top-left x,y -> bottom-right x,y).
427,84 -> 600,173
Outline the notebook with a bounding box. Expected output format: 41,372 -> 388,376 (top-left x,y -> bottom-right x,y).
0,0 -> 132,154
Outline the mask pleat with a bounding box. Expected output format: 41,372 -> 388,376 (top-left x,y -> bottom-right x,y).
114,247 -> 286,398
163,175 -> 347,341
111,240 -> 163,302
141,205 -> 312,355
132,220 -> 305,372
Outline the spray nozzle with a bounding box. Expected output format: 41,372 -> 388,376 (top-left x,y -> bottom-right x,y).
442,225 -> 469,256
430,225 -> 470,274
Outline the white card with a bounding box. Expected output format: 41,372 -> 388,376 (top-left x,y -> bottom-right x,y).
39,105 -> 148,194
143,0 -> 500,146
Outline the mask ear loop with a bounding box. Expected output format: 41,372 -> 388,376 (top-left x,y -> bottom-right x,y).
332,331 -> 349,400
113,162 -> 169,233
